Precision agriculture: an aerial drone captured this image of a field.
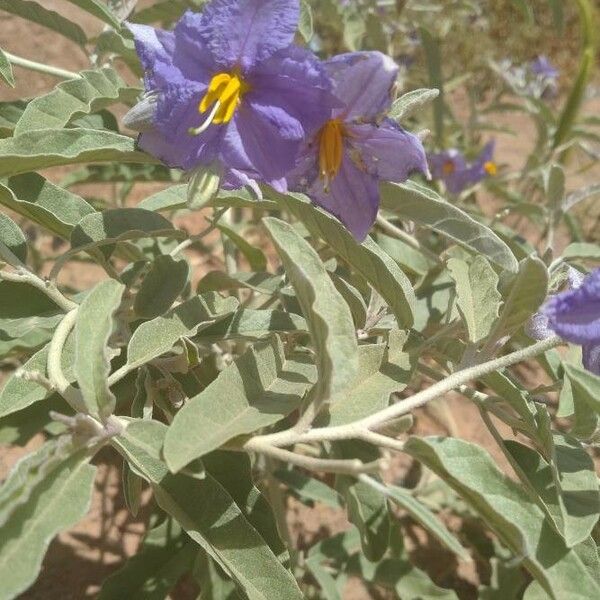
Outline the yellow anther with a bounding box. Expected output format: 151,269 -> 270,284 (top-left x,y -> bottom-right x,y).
484,161 -> 497,176
318,119 -> 345,189
442,160 -> 455,176
190,70 -> 249,136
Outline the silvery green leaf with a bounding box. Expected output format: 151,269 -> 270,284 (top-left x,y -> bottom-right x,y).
197,271 -> 283,294
98,519 -> 196,600
562,242 -> 600,261
215,222 -> 267,271
0,212 -> 27,266
113,420 -> 304,600
269,191 -> 416,327
0,174 -> 94,239
163,337 -> 317,471
126,292 -> 238,369
380,181 -> 518,273
0,47 -> 14,87
562,183 -> 600,212
134,255 -> 189,319
0,450 -> 96,599
447,256 -> 501,343
264,217 -> 358,401
299,0 -> 313,42
543,164 -> 565,211
14,68 -> 139,136
74,279 -> 124,419
64,0 -> 122,28
0,129 -> 155,178
389,88 -> 440,121
405,436 -> 600,599
274,469 -> 341,508
123,93 -> 158,132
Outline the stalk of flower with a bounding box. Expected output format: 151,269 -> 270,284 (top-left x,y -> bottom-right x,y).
287,51 -> 429,241
527,267 -> 600,374
123,0 -> 334,191
428,141 -> 496,195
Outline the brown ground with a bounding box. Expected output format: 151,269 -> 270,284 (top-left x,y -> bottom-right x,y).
1,2 -> 600,599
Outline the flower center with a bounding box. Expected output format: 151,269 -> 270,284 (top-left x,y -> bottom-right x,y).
442,160 -> 455,176
189,70 -> 249,136
318,119 -> 345,189
484,161 -> 497,176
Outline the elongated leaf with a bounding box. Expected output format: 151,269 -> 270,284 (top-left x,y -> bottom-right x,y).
0,47 -> 14,87
134,255 -> 189,319
138,184 -> 187,211
419,27 -> 444,144
447,256 -> 501,343
99,520 -> 196,600
126,292 -> 238,369
64,0 -> 122,27
194,551 -> 243,600
70,207 -> 183,250
564,363 -> 600,416
215,222 -> 267,272
274,469 -> 341,508
0,451 -> 96,599
74,279 -> 125,419
0,212 -> 27,265
14,68 -> 139,135
318,330 -> 413,426
0,0 -> 87,46
488,255 -> 548,342
195,309 -> 307,343
0,100 -> 27,136
380,181 -> 518,272
264,217 -> 357,401
129,0 -> 190,25
164,336 -> 316,471
197,271 -> 283,295
299,0 -> 313,42
268,190 -> 416,326
359,476 -> 468,559
405,436 -> 600,599
113,420 -> 304,600
389,88 -> 440,121
0,173 -> 94,239
562,243 -> 600,261
0,129 -> 155,177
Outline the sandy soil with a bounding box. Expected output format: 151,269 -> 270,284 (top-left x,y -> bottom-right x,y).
1,3 -> 600,599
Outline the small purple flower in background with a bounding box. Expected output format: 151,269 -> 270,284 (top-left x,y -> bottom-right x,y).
288,51 -> 428,241
428,141 -> 496,195
528,268 -> 600,375
123,0 -> 333,190
529,55 -> 559,99
530,55 -> 559,79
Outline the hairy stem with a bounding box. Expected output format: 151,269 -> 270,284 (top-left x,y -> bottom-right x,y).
3,51 -> 80,81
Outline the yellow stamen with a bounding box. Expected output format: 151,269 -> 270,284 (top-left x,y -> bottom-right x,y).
318,119 -> 345,190
442,160 -> 455,176
190,70 -> 249,136
484,161 -> 497,176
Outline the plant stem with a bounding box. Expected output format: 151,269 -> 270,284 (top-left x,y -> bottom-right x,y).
247,336 -> 561,450
3,51 -> 80,81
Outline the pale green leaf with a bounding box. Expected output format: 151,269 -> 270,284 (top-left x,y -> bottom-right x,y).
0,212 -> 27,265
0,129 -> 155,178
405,436 -> 600,599
264,216 -> 358,401
447,256 -> 501,343
274,469 -> 341,508
74,279 -> 125,419
163,336 -> 317,471
562,243 -> 600,261
0,47 -> 14,87
0,173 -> 94,239
112,420 -> 304,600
138,184 -> 188,212
268,190 -> 416,327
299,0 -> 313,42
0,451 -> 95,600
126,292 -> 238,369
0,0 -> 87,46
215,222 -> 267,272
380,181 -> 518,272
64,0 -> 122,28
14,68 -> 139,135
197,271 -> 283,295
134,255 -> 189,319
99,519 -> 196,600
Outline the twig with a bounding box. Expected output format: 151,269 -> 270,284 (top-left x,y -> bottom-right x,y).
3,50 -> 80,81
0,267 -> 77,312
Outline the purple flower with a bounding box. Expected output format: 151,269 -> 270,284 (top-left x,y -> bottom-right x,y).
288,51 -> 428,241
530,56 -> 558,80
428,142 -> 496,195
123,0 -> 333,190
536,268 -> 600,375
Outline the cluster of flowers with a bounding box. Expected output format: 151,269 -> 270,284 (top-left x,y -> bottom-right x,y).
124,0 -> 429,241
497,55 -> 559,100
